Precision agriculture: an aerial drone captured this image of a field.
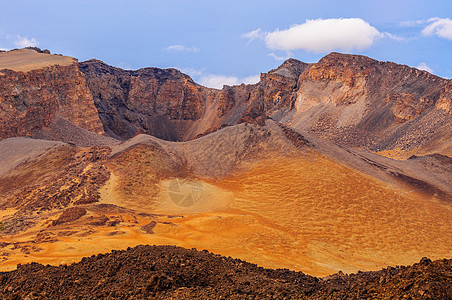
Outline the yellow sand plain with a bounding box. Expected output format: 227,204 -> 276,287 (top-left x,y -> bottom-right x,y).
0,154 -> 451,277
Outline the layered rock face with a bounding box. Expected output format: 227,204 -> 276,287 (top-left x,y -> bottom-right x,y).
79,58 -> 308,141
79,60 -> 208,141
2,49 -> 450,157
0,49 -> 104,139
79,53 -> 450,156
287,53 -> 451,156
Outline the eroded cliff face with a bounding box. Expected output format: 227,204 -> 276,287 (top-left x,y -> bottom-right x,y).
288,53 -> 451,157
437,81 -> 452,114
241,58 -> 309,120
79,60 -> 210,141
0,50 -> 104,139
3,49 -> 443,157
79,58 -> 308,141
79,53 -> 450,156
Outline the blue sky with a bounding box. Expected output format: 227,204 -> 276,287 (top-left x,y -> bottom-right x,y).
1,0 -> 451,88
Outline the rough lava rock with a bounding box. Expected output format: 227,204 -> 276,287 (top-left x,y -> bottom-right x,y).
0,245 -> 449,299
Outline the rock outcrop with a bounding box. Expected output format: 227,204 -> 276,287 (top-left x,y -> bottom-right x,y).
79,60 -> 208,141
287,53 -> 451,156
0,49 -> 104,139
79,58 -> 309,141
0,245 -> 450,299
79,53 -> 451,157
1,49 -> 450,157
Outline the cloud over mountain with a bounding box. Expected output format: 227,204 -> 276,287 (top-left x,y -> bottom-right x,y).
199,74 -> 259,89
244,18 -> 382,53
164,45 -> 200,52
14,35 -> 38,48
422,18 -> 452,40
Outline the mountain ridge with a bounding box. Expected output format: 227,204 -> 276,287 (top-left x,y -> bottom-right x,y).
79,51 -> 451,158
0,48 -> 451,280
1,48 -> 450,158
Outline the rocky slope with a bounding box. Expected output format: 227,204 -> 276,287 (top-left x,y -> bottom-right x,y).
78,52 -> 451,158
286,53 -> 452,157
79,57 -> 309,141
0,49 -> 104,139
0,245 -> 450,299
1,48 -> 449,157
0,121 -> 450,277
0,49 -> 451,296
79,60 -> 205,141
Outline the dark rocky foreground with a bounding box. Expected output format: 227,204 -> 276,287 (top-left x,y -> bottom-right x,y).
0,245 -> 450,299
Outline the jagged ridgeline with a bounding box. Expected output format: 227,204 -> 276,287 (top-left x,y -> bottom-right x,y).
0,48 -> 451,297
1,48 -> 450,157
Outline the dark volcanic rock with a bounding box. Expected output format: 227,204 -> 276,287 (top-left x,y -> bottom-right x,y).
52,207 -> 87,226
0,245 -> 449,299
79,60 -> 206,141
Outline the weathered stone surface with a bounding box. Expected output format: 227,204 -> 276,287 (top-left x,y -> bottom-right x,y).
288,52 -> 451,156
2,49 -> 449,156
79,60 -> 207,141
0,245 -> 450,299
0,51 -> 104,139
79,53 -> 450,156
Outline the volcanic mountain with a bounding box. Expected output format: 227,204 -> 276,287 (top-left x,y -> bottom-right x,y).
0,47 -> 451,294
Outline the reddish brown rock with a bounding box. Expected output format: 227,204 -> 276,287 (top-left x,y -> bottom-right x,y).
2,49 -> 445,156
52,207 -> 87,226
290,52 -> 451,155
78,53 -> 451,156
79,60 -> 207,141
0,245 -> 450,299
0,51 -> 104,139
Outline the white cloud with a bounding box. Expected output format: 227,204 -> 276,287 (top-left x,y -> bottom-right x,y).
422,18 -> 452,40
416,62 -> 434,73
242,74 -> 261,85
382,32 -> 404,41
117,62 -> 134,70
264,18 -> 383,52
199,74 -> 260,89
14,35 -> 38,48
268,52 -> 291,61
164,45 -> 200,52
179,67 -> 204,77
399,18 -> 439,27
242,28 -> 265,43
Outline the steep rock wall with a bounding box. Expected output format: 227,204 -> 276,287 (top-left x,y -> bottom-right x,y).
0,51 -> 104,139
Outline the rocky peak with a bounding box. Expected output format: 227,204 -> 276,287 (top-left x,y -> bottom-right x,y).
80,59 -> 194,84
319,52 -> 379,67
268,58 -> 309,79
2,49 -> 449,157
79,59 -> 206,141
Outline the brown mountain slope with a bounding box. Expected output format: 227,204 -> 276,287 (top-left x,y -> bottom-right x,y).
286,53 -> 452,158
78,58 -> 310,142
0,122 -> 450,276
0,245 -> 450,299
0,49 -> 104,139
78,53 -> 451,158
1,49 -> 449,158
0,49 -> 450,280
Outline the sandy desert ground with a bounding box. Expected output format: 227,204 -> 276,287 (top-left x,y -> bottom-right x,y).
0,144 -> 450,277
